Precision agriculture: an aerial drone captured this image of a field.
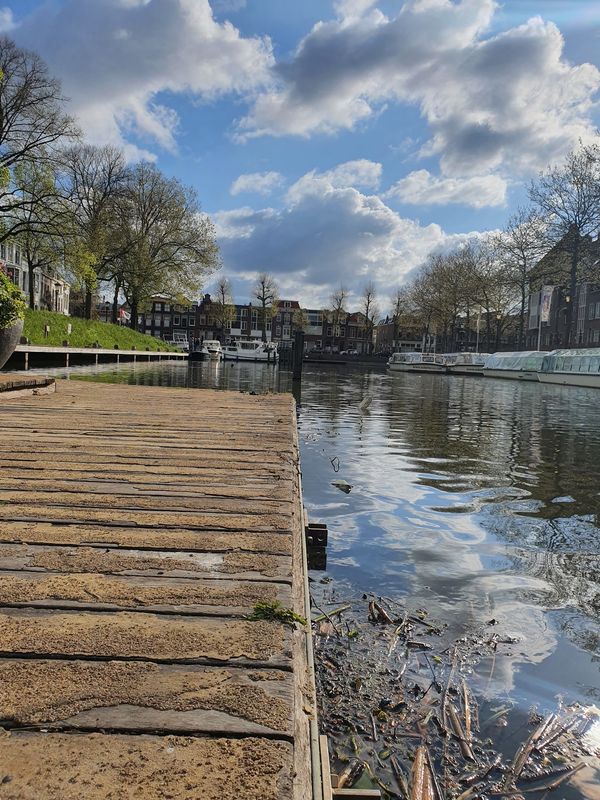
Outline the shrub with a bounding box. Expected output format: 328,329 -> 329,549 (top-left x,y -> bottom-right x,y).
0,269 -> 26,330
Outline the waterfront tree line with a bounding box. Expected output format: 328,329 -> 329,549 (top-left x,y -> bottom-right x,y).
0,36 -> 219,327
391,144 -> 600,352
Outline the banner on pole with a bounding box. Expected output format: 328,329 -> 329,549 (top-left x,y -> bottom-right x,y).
539,286 -> 553,323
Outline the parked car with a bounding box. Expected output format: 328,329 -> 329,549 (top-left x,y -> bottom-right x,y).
341,349 -> 359,355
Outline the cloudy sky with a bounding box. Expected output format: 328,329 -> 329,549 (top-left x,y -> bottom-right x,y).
3,0 -> 600,309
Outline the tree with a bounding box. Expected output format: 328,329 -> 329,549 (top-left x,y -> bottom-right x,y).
491,208 -> 547,349
116,162 -> 220,328
360,281 -> 379,353
252,273 -> 278,342
0,37 -> 77,242
212,277 -> 235,337
529,144 -> 600,346
59,143 -> 130,318
12,160 -> 67,309
391,287 -> 417,349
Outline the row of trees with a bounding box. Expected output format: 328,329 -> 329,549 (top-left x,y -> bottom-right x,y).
0,36 -> 219,327
391,143 -> 600,351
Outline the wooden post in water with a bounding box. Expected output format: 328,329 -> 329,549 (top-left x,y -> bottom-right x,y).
293,331 -> 305,379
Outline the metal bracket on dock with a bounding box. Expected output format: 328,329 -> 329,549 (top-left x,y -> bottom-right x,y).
305,522 -> 328,547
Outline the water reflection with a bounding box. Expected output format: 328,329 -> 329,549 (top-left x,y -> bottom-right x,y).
297,367 -> 600,717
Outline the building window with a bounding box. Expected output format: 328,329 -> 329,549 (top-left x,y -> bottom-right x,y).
173,315 -> 180,326
283,326 -> 291,338
276,326 -> 281,336
154,314 -> 161,327
284,301 -> 291,308
164,304 -> 170,312
241,308 -> 247,317
0,243 -> 5,260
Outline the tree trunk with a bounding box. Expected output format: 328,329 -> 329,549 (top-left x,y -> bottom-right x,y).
28,262 -> 36,309
564,236 -> 579,348
111,280 -> 121,324
519,286 -> 526,350
129,300 -> 138,331
261,303 -> 267,342
84,285 -> 93,320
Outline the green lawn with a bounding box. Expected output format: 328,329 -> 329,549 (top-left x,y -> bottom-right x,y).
23,309 -> 178,352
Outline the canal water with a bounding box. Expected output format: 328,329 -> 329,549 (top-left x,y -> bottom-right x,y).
13,359 -> 600,790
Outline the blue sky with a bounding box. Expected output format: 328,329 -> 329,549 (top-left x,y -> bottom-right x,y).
3,0 -> 600,309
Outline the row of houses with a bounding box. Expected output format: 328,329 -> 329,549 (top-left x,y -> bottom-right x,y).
137,295 -> 380,352
1,240 -> 70,314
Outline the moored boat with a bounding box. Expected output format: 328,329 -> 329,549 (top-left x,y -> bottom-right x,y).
201,340 -> 223,361
538,349 -> 600,388
387,352 -> 447,373
222,340 -> 278,362
482,351 -> 547,381
444,352 -> 489,375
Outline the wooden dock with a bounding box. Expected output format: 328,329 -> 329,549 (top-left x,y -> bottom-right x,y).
0,380 -> 315,799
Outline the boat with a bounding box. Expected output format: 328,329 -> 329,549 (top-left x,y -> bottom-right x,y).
201,340 -> 223,361
538,349 -> 600,389
444,353 -> 490,375
387,352 -> 447,373
482,351 -> 547,381
222,340 -> 278,362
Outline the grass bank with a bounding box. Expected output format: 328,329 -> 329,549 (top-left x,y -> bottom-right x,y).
23,309 -> 177,352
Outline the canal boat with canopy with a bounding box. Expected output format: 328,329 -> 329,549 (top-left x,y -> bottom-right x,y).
539,349 -> 600,388
483,351 -> 547,381
387,352 -> 447,373
444,352 -> 490,375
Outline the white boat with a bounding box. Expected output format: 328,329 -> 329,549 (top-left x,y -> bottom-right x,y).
444,353 -> 490,375
538,349 -> 600,388
483,351 -> 547,381
165,333 -> 189,351
222,340 -> 278,362
387,352 -> 447,373
201,340 -> 223,361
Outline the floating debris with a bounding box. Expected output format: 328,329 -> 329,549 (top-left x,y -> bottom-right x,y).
311,591 -> 600,799
332,479 -> 353,494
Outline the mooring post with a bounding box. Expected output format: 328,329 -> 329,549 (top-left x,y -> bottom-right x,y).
293,330 -> 305,379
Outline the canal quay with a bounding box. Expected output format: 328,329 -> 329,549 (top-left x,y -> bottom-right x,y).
0,378 -> 319,800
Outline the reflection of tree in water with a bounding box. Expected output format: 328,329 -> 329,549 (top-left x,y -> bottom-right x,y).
383,375 -> 600,525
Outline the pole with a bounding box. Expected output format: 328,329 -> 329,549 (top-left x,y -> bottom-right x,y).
475,313 -> 480,354
292,330 -> 305,379
537,311 -> 542,351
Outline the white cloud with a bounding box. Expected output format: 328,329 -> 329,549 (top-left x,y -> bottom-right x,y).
230,170 -> 284,196
333,0 -> 377,19
13,0 -> 273,155
0,7 -> 14,31
386,169 -> 507,208
285,159 -> 382,203
214,163 -> 451,307
237,0 -> 600,178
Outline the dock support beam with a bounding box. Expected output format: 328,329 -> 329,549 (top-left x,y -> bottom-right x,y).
293,331 -> 305,380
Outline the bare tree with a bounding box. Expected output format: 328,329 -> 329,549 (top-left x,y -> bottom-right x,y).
529,143 -> 600,346
491,208 -> 547,349
0,37 -> 77,242
360,281 -> 379,353
59,143 -> 130,318
329,285 -> 347,330
212,277 -> 235,337
252,273 -> 278,342
391,287 -> 418,350
116,162 -> 220,328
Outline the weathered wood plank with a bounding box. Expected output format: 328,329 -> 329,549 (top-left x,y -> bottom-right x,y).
0,570 -> 291,616
0,732 -> 293,800
0,521 -> 293,555
0,543 -> 292,580
0,659 -> 293,735
0,607 -> 292,666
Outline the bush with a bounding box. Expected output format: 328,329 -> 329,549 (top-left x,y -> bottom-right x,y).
0,269 -> 26,330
